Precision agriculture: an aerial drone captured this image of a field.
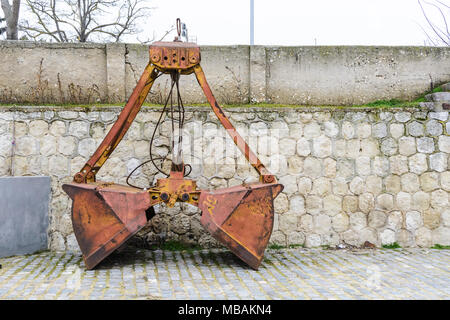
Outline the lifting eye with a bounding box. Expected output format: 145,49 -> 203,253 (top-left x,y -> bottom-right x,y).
164,56 -> 168,60
181,57 -> 185,61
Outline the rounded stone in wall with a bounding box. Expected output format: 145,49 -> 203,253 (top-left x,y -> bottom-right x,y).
431,189 -> 449,208
305,233 -> 322,247
359,193 -> 375,214
368,210 -> 387,229
356,122 -> 372,139
442,208 -> 450,227
441,172 -> 450,191
287,231 -> 305,246
401,173 -> 420,193
323,194 -> 342,216
321,232 -> 340,247
289,195 -> 305,215
68,121 -> 90,138
423,208 -> 441,230
376,193 -> 394,211
303,157 -> 322,178
49,120 -> 66,136
312,135 -> 332,158
359,227 -> 378,246
356,156 -> 371,176
390,123 -> 404,139
366,175 -> 382,195
340,229 -> 360,246
372,156 -> 390,177
324,121 -> 339,137
349,211 -> 367,231
323,158 -> 337,178
437,136 -> 450,153
416,137 -> 435,154
396,229 -> 415,247
279,212 -> 299,233
429,153 -> 448,172
313,214 -> 332,235
407,121 -> 424,137
331,213 -> 350,233
394,112 -> 411,123
420,172 -> 440,192
386,211 -> 403,232
269,230 -> 287,246
170,214 -> 191,235
398,136 -> 416,156
198,234 -> 220,248
279,138 -> 297,156
296,138 -> 311,156
380,138 -> 398,156
332,177 -> 349,196
431,227 -> 450,245
408,153 -> 428,175
405,211 -> 423,231
372,122 -> 387,139
303,122 -> 321,139
299,214 -> 313,233
412,191 -> 431,211
305,195 -> 323,216
385,175 -> 401,194
287,155 -> 304,175
29,120 -> 49,137
274,192 -> 289,214
343,196 -> 358,213
40,134 -> 57,156
312,177 -> 332,196
396,192 -> 412,211
415,227 -> 432,247
380,228 -> 396,245
425,119 -> 443,136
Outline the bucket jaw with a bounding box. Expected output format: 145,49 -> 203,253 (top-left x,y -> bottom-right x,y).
62,182 -> 155,270
198,183 -> 283,270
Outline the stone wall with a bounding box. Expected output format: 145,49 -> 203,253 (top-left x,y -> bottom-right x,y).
1,41 -> 450,105
0,105 -> 449,252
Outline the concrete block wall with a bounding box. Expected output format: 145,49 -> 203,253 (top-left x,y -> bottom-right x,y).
1,41 -> 449,105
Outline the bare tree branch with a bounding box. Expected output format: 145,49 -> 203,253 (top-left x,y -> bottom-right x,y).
21,0 -> 153,42
418,0 -> 450,46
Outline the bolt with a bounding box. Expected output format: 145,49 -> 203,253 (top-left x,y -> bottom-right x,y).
160,192 -> 169,201
181,193 -> 190,201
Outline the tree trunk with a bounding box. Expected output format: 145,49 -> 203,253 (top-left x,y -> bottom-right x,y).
1,0 -> 21,40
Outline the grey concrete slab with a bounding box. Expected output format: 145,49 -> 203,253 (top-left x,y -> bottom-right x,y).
0,176 -> 50,258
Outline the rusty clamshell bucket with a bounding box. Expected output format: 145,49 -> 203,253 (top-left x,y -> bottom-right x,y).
62,24 -> 284,270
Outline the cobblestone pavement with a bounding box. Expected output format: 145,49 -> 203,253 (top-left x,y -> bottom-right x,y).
0,247 -> 449,300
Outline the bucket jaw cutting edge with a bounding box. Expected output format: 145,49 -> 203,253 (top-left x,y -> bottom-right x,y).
62,22 -> 284,270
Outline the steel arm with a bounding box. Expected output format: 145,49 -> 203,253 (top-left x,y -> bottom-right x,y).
74,64 -> 159,183
193,64 -> 276,184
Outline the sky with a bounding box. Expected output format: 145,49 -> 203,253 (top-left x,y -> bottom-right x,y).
142,0 -> 448,46
1,0 -> 447,45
